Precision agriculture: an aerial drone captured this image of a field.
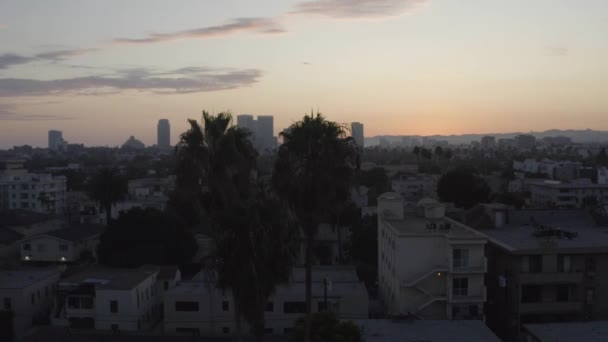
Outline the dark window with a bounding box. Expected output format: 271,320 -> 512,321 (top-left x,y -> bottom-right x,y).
31,293 -> 35,305
452,278 -> 468,296
81,297 -> 93,309
522,285 -> 542,303
110,300 -> 118,313
469,305 -> 479,317
284,301 -> 306,314
318,302 -> 330,312
284,328 -> 294,334
67,297 -> 80,309
265,301 -> 274,312
222,327 -> 230,334
558,255 -> 572,273
45,286 -> 48,297
111,324 -> 119,332
586,288 -> 595,304
222,300 -> 229,311
453,248 -> 469,268
522,255 -> 542,273
59,244 -> 68,252
264,328 -> 273,334
557,285 -> 573,302
586,257 -> 596,272
3,298 -> 11,310
23,243 -> 31,251
164,281 -> 169,291
175,301 -> 199,312
451,305 -> 460,317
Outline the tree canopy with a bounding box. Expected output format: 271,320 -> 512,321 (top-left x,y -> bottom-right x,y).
437,167 -> 490,208
290,313 -> 364,342
98,207 -> 197,268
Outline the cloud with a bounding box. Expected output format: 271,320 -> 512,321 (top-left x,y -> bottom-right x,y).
0,48 -> 96,69
114,17 -> 285,44
291,0 -> 429,19
0,103 -> 72,121
546,46 -> 569,57
0,67 -> 263,97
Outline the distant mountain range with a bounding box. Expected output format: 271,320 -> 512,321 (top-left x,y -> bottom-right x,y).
365,129 -> 608,146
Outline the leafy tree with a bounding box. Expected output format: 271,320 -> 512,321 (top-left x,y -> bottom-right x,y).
98,207 -> 197,267
437,167 -> 490,208
290,312 -> 364,342
345,212 -> 378,294
273,113 -> 358,342
174,112 -> 297,342
87,168 -> 127,224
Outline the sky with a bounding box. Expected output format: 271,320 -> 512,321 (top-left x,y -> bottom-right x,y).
0,0 -> 607,148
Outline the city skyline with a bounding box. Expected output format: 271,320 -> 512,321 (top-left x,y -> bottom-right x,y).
1,0 -> 607,148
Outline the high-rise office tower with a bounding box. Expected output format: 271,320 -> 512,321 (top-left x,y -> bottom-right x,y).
236,114 -> 255,134
157,119 -> 171,149
351,122 -> 364,149
256,115 -> 274,152
48,130 -> 66,151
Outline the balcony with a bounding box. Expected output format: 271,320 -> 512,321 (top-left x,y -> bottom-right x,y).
451,258 -> 487,274
519,272 -> 583,284
520,301 -> 582,314
448,287 -> 486,303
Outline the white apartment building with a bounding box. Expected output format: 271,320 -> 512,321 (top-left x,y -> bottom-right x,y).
0,173 -> 66,214
53,267 -> 161,331
19,224 -> 102,263
164,266 -> 368,337
127,176 -> 176,199
0,268 -> 61,338
529,180 -> 608,208
391,172 -> 437,201
378,193 -> 487,320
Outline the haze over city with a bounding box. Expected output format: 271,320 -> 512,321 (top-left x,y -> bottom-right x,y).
1,0 -> 607,148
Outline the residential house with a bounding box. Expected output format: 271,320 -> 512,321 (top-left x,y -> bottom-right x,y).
19,224 -> 103,263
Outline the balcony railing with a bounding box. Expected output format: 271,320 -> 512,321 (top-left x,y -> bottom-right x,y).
451,258 -> 487,274
520,301 -> 582,314
448,287 -> 486,303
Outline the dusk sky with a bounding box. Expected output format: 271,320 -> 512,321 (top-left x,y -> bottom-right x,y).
1,0 -> 607,148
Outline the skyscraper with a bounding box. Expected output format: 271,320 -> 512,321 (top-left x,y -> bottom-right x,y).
236,114 -> 255,134
157,119 -> 171,149
351,122 -> 364,149
256,115 -> 274,152
48,130 -> 66,151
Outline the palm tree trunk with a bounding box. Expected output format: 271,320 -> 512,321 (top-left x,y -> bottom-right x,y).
104,202 -> 112,225
305,228 -> 313,342
254,308 -> 265,342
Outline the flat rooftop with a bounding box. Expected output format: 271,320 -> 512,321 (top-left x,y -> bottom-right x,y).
385,216 -> 487,240
524,321 -> 608,342
0,268 -> 60,289
355,319 -> 501,342
60,267 -> 158,290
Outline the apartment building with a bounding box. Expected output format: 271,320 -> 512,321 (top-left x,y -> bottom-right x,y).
0,173 -> 66,214
391,172 -> 438,201
127,177 -> 175,199
164,266 -> 368,336
529,179 -> 608,208
0,268 -> 61,338
466,206 -> 608,341
377,193 -> 488,320
19,224 -> 103,263
53,266 -> 161,331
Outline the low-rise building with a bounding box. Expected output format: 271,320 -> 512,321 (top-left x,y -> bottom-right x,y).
356,319 -> 501,342
0,268 -> 61,338
163,266 -> 368,337
53,266 -> 161,331
524,321 -> 608,342
465,206 -> 608,341
19,224 -> 103,263
391,172 -> 437,201
529,179 -> 608,208
127,177 -> 175,200
377,194 -> 488,320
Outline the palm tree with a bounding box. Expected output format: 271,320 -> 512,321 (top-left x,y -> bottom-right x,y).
272,113 -> 358,342
87,168 -> 127,225
174,112 -> 297,341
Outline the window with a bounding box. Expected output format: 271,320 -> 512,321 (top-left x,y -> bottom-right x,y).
222,327 -> 230,334
318,302 -> 329,312
37,244 -> 46,252
3,298 -> 11,310
452,278 -> 468,297
164,281 -> 169,291
522,255 -> 542,273
175,301 -> 199,312
68,297 -> 80,309
264,328 -> 273,334
586,288 -> 595,304
222,300 -> 229,312
521,285 -> 542,303
45,286 -> 48,297
586,257 -> 596,272
23,243 -> 31,251
453,248 -> 469,268
111,324 -> 119,332
81,297 -> 93,309
284,301 -> 306,314
557,285 -> 575,302
558,255 -> 572,273
284,328 -> 294,334
59,244 -> 68,252
265,301 -> 274,312
110,300 -> 118,313
469,305 -> 479,317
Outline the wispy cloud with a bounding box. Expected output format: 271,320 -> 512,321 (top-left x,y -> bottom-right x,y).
0,103 -> 72,121
0,48 -> 96,69
291,0 -> 429,19
546,46 -> 569,57
114,17 -> 285,44
0,66 -> 263,97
